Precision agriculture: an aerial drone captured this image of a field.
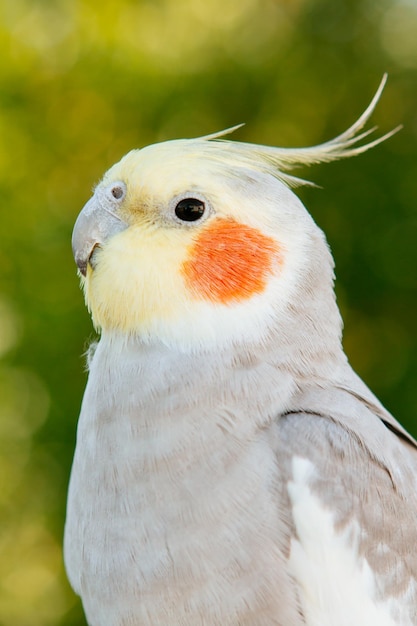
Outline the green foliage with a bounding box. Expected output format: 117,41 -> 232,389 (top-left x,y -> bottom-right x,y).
0,0 -> 416,623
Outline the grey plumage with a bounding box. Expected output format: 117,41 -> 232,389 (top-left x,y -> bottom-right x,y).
65,78 -> 417,625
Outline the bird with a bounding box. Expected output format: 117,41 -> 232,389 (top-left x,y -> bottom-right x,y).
64,75 -> 417,626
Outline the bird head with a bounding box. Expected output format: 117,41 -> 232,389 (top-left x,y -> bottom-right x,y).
72,76 -> 397,354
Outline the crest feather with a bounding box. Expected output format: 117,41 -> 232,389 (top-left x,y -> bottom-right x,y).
200,75 -> 400,187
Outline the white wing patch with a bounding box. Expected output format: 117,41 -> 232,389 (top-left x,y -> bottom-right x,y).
287,457 -> 412,626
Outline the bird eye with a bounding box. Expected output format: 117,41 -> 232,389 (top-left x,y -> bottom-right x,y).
175,198 -> 205,222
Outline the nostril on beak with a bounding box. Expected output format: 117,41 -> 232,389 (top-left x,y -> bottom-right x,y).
72,186 -> 129,277
110,185 -> 125,200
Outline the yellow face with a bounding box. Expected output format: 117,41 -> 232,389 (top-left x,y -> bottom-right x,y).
75,139 -> 295,349
86,216 -> 280,321
74,81 -> 388,348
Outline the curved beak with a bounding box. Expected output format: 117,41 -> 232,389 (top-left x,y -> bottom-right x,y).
72,195 -> 128,276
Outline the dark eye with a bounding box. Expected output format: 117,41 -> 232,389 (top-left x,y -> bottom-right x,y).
175,198 -> 205,222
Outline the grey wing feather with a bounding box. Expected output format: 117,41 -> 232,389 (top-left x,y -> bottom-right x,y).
274,383 -> 417,620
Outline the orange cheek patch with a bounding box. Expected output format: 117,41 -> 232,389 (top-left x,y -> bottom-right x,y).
181,218 -> 282,304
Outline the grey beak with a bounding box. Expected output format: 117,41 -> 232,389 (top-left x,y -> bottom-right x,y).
72,182 -> 129,276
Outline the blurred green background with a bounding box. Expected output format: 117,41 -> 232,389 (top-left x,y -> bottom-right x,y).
0,0 -> 416,624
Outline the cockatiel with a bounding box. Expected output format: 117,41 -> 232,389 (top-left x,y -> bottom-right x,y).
65,75 -> 417,626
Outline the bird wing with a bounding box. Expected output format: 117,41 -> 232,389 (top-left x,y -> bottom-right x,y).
275,381 -> 417,625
